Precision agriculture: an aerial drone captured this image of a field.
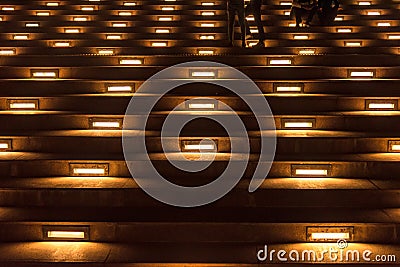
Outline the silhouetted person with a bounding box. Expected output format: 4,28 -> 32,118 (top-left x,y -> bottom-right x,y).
245,0 -> 265,48
291,0 -> 318,27
227,0 -> 246,47
318,0 -> 339,25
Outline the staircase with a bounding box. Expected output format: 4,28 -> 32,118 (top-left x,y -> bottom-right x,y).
0,0 -> 399,266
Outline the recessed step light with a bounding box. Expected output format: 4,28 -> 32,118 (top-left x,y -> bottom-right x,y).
46,2 -> 59,6
307,226 -> 353,242
53,41 -> 71,47
282,118 -> 315,129
8,99 -> 39,110
348,69 -> 375,78
161,6 -> 175,11
112,22 -> 127,27
155,28 -> 170,33
13,34 -> 29,40
123,2 -> 137,6
181,139 -> 217,152
366,99 -> 397,110
1,7 -> 15,11
186,99 -> 217,110
31,69 -> 59,78
43,226 -> 89,240
25,22 -> 40,27
293,35 -> 309,40
0,139 -> 12,151
337,28 -> 352,33
36,11 -> 50,16
197,49 -> 214,55
201,2 -> 215,6
107,84 -> 133,92
274,83 -> 304,93
389,141 -> 400,152
106,34 -> 122,40
97,49 -> 114,55
90,118 -> 122,129
118,11 -> 132,16
377,22 -> 391,27
151,41 -> 168,47
69,163 -> 109,176
158,16 -> 173,21
81,6 -> 95,11
0,49 -> 16,55
119,58 -> 143,65
200,23 -> 215,27
73,16 -> 88,21
292,164 -> 332,177
358,1 -> 371,5
344,41 -> 362,47
189,69 -> 217,78
200,35 -> 215,40
201,11 -> 215,16
298,48 -> 316,55
268,58 -> 292,65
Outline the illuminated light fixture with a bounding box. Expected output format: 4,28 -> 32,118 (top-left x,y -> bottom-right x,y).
107,85 -> 133,92
367,11 -> 381,15
46,2 -> 59,6
198,49 -> 214,55
247,41 -> 259,47
25,22 -> 39,27
268,58 -> 292,65
0,17 -> 3,21
246,15 -> 255,21
8,99 -> 39,110
293,35 -> 309,40
106,34 -> 122,40
1,7 -> 15,11
0,49 -> 16,55
119,58 -> 143,65
43,226 -> 89,240
31,69 -> 59,78
81,6 -> 95,11
64,28 -> 80,33
165,0 -> 176,1
123,2 -> 137,6
13,34 -> 29,40
186,99 -> 217,110
282,118 -> 315,129
280,1 -> 292,5
377,22 -> 391,27
284,11 -> 291,15
202,2 -> 215,6
201,11 -> 215,16
388,35 -> 400,40
53,41 -> 71,47
161,6 -> 175,11
73,16 -> 88,21
158,16 -> 173,21
307,227 -> 353,242
348,70 -> 375,78
98,49 -> 114,55
358,1 -> 371,5
345,41 -> 362,47
200,23 -> 215,27
189,69 -> 217,78
274,83 -> 304,93
112,22 -> 127,27
334,16 -> 344,21
181,139 -> 217,152
36,11 -> 50,16
288,23 -> 296,27
337,28 -> 352,33
118,11 -> 132,16
0,140 -> 12,151
200,35 -> 215,40
155,28 -> 170,33
298,49 -> 316,55
89,117 -> 123,129
366,99 -> 397,110
249,27 -> 258,33
151,42 -> 168,47
292,164 -> 331,177
389,141 -> 400,152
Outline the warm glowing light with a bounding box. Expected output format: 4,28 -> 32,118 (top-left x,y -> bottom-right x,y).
190,70 -> 217,78
36,11 -> 50,16
31,71 -> 58,78
202,2 -> 215,6
299,49 -> 315,55
119,59 -> 143,65
112,22 -> 127,27
188,103 -> 215,109
0,141 -> 10,150
249,27 -> 258,33
201,11 -> 215,16
368,103 -> 395,109
13,35 -> 29,40
158,16 -> 173,21
280,1 -> 292,5
1,7 -> 15,11
200,23 -> 215,27
65,28 -> 80,33
293,35 -> 309,40
184,144 -> 215,150
155,28 -> 170,33
181,140 -> 217,152
284,11 -> 291,15
161,6 -> 175,11
388,35 -> 400,40
81,6 -> 95,11
46,2 -> 59,6
0,49 -> 16,55
349,71 -> 374,78
98,49 -> 114,55
107,85 -> 133,92
123,2 -> 137,6
92,121 -> 121,128
70,163 -> 109,177
391,144 -> 400,151
118,11 -> 132,16
73,168 -> 106,175
337,28 -> 352,33
358,1 -> 371,5
276,86 -> 302,92
345,41 -> 362,47
311,232 -> 350,240
9,102 -> 37,110
151,42 -> 167,47
334,16 -> 344,21
54,42 -> 71,47
377,22 -> 391,27
295,169 -> 328,176
284,122 -> 313,128
367,11 -> 381,15
200,35 -> 215,40
73,17 -> 88,21
26,22 -> 39,27
106,35 -> 122,40
47,231 -> 85,239
269,59 -> 292,65
198,49 -> 214,55
246,15 -> 255,21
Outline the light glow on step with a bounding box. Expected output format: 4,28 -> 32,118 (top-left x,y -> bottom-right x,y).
389,141 -> 400,152
345,41 -> 362,47
161,6 -> 175,11
366,100 -> 396,110
112,22 -> 127,27
64,28 -> 80,33
358,1 -> 371,5
151,42 -> 168,47
200,23 -> 215,27
337,28 -> 352,33
31,70 -> 58,78
53,41 -> 71,47
119,58 -> 143,65
377,22 -> 391,27
268,58 -> 292,65
158,16 -> 173,21
0,140 -> 11,151
181,140 -> 217,152
46,2 -> 59,6
25,22 -> 39,27
298,49 -> 316,55
293,35 -> 309,40
388,35 -> 400,40
1,7 -> 15,11
201,2 -> 215,6
9,102 -> 37,110
98,49 -> 114,55
70,163 -> 109,177
349,70 -> 374,78
189,70 -> 217,78
81,6 -> 95,11
107,85 -> 133,92
201,11 -> 215,16
47,231 -> 85,239
367,11 -> 381,15
92,121 -> 121,129
292,164 -> 331,177
156,28 -> 170,33
106,34 -> 122,40
200,35 -> 215,40
13,34 -> 29,40
275,85 -> 303,93
36,11 -> 50,16
198,49 -> 214,55
308,226 -> 353,241
295,169 -> 328,176
123,2 -> 137,6
0,49 -> 16,55
73,16 -> 88,21
118,11 -> 132,16
283,121 -> 314,129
